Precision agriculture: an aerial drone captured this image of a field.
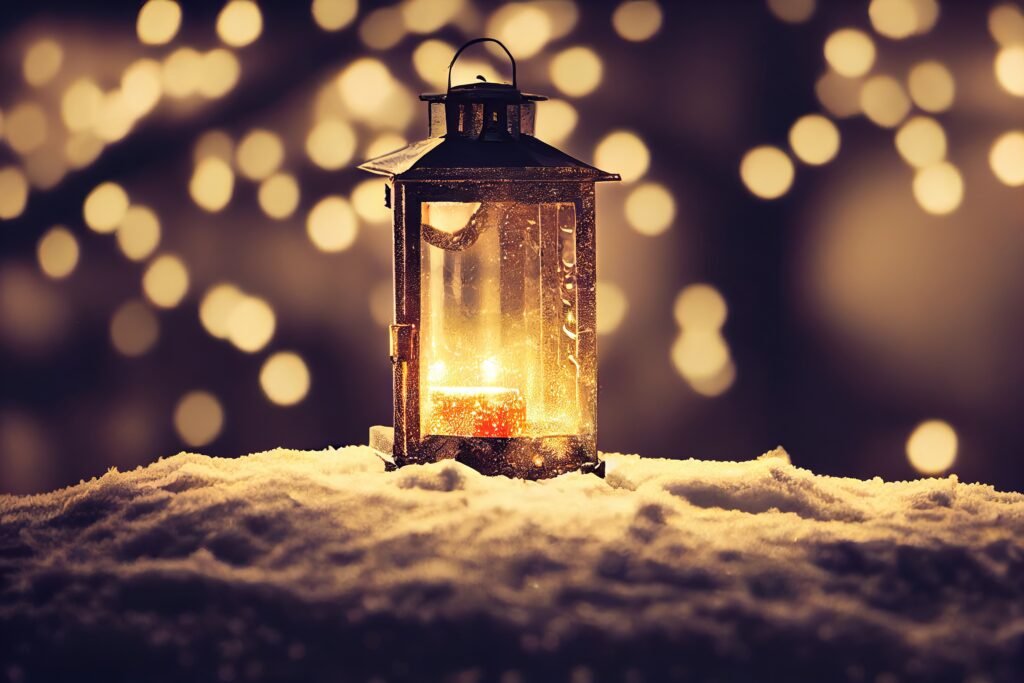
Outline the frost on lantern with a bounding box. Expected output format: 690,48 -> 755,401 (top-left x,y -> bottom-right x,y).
359,39 -> 619,479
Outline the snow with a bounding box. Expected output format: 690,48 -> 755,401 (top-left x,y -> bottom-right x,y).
2,446 -> 1023,682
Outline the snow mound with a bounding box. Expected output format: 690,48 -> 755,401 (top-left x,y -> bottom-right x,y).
2,446 -> 1023,682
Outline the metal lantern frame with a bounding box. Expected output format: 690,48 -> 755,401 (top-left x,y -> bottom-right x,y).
360,39 -> 618,479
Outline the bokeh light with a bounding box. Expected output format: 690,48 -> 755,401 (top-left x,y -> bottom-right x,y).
174,391 -> 224,447
597,281 -> 628,336
260,352 -> 311,406
413,39 -> 455,89
868,0 -> 930,40
226,295 -> 276,353
142,254 -> 189,308
815,71 -> 863,118
624,182 -> 675,236
161,47 -> 203,99
306,119 -> 356,170
612,1 -> 664,42
859,75 -> 911,128
6,102 -> 48,155
137,0 -> 182,46
906,419 -> 957,475
594,130 -> 649,183
740,146 -> 795,199
236,129 -> 284,181
359,7 -> 406,51
989,131 -> 1024,186
121,59 -> 163,117
550,46 -> 603,98
907,60 -> 955,113
83,182 -> 129,233
23,39 -> 63,87
912,162 -> 963,215
37,227 -> 79,280
351,179 -> 390,224
258,173 -> 301,220
989,3 -> 1024,46
788,114 -> 841,165
674,284 -> 728,330
311,0 -> 358,32
894,116 -> 946,168
336,58 -> 393,118
486,4 -> 553,60
402,0 -> 463,35
200,284 -> 245,339
307,196 -> 358,252
824,29 -> 876,78
994,46 -> 1024,97
671,330 -> 732,383
216,0 -> 263,48
0,167 -> 30,220
194,130 -> 234,163
116,205 -> 161,262
190,157 -> 234,212
198,49 -> 241,99
110,300 -> 159,357
766,0 -> 816,24
64,132 -> 104,169
534,99 -> 577,144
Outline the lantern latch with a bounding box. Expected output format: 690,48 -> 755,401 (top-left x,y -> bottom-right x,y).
389,323 -> 416,363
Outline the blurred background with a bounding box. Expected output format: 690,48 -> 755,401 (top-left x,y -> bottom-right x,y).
1,0 -> 1023,494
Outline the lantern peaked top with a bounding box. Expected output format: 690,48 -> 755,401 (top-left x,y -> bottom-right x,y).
358,37 -> 620,183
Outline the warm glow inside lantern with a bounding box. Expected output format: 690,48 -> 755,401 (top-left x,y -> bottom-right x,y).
360,39 -> 618,479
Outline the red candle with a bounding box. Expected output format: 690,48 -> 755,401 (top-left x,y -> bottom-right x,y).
427,387 -> 526,438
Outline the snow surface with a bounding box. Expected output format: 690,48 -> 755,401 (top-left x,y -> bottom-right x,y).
2,446 -> 1024,682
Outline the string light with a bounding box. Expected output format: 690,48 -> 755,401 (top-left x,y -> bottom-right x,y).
217,0 -> 263,48
740,146 -> 795,199
137,0 -> 182,45
0,167 -> 29,220
906,420 -> 957,475
116,205 -> 161,261
83,182 -> 129,233
260,352 -> 311,406
624,182 -> 675,236
142,254 -> 189,309
37,227 -> 79,279
824,29 -> 876,78
190,157 -> 234,212
788,114 -> 841,165
550,47 -> 603,98
989,131 -> 1024,186
258,173 -> 301,220
174,391 -> 224,447
311,0 -> 358,32
594,131 -> 649,183
307,196 -> 358,252
110,300 -> 159,357
612,1 -> 663,42
23,39 -> 63,86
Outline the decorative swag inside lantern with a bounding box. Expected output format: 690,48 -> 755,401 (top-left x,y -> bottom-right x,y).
360,38 -> 619,479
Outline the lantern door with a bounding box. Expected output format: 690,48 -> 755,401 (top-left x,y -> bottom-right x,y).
392,180 -> 597,476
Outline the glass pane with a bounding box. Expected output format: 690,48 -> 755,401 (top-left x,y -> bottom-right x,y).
420,200 -> 585,439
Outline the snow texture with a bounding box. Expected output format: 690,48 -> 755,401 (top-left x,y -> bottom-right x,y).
2,446 -> 1024,682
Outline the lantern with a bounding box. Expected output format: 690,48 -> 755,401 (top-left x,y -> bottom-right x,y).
360,39 -> 619,479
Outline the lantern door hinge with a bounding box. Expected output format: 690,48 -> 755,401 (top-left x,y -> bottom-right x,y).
389,323 -> 416,362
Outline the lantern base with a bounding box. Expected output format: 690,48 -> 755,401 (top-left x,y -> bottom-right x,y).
367,426 -> 604,480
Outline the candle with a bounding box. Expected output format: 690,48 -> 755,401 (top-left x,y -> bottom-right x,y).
427,387 -> 526,438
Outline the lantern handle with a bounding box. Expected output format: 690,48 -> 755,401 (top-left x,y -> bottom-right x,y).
447,38 -> 517,91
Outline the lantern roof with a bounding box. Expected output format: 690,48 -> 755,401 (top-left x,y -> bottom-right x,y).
358,134 -> 619,182
358,38 -> 619,183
